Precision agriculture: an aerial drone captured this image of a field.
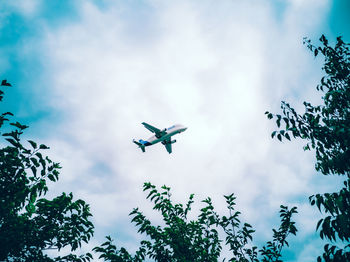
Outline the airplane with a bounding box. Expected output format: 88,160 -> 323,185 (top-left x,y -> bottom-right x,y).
133,122 -> 187,154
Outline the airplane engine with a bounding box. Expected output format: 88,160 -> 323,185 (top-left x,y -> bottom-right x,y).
171,140 -> 176,144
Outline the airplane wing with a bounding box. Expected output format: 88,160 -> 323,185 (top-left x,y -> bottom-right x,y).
162,138 -> 172,154
142,122 -> 164,138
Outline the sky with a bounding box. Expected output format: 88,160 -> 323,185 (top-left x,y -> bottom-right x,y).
0,0 -> 349,261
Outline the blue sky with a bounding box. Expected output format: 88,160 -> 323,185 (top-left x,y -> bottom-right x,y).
1,0 -> 349,261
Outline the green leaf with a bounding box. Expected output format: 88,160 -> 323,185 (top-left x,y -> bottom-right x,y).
48,174 -> 56,182
277,134 -> 282,141
10,121 -> 28,130
39,144 -> 50,149
271,131 -> 277,138
31,166 -> 37,176
5,138 -> 19,147
28,140 -> 37,149
285,133 -> 291,141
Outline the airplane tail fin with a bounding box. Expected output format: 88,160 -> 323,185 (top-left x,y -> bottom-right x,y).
133,139 -> 146,152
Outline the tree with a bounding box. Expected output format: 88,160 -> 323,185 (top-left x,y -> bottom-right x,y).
94,182 -> 297,261
265,35 -> 350,261
0,81 -> 94,261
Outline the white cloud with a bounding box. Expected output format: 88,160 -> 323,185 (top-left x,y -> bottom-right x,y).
0,0 -> 42,17
40,0 -> 337,260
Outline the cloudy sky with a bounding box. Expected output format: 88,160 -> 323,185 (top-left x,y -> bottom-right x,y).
1,0 -> 349,261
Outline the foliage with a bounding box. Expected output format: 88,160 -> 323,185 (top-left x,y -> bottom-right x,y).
94,182 -> 297,261
260,206 -> 297,262
265,35 -> 350,261
0,81 -> 94,261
